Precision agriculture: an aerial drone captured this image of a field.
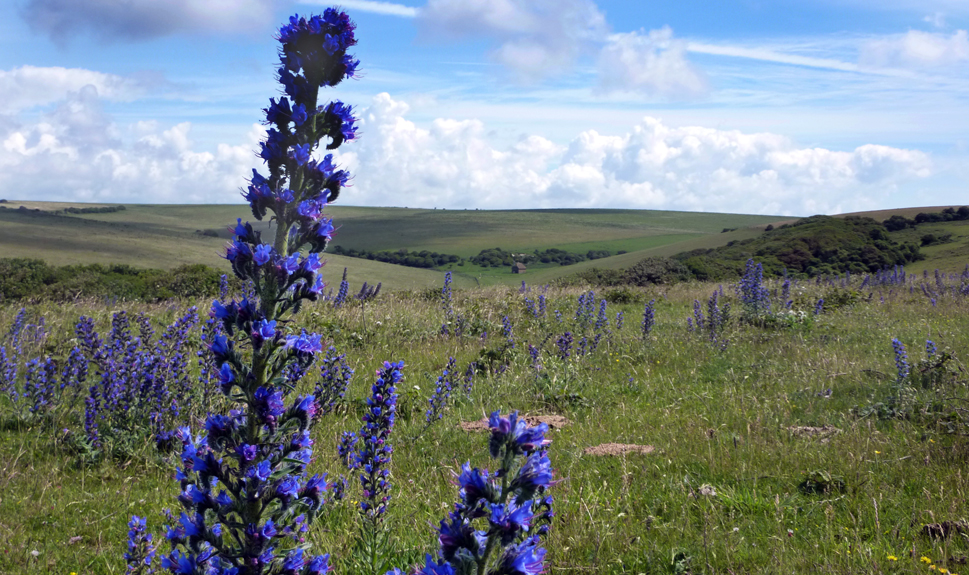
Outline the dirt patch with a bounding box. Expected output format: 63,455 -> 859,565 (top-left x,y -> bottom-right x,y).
583,443 -> 655,457
458,414 -> 570,433
787,425 -> 841,440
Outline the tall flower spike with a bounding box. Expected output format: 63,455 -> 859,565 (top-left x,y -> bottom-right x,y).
394,411 -> 553,575
127,10 -> 359,575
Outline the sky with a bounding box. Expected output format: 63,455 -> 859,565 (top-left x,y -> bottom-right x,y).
1,0 -> 968,216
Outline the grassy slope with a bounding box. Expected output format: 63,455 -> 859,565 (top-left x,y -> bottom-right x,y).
835,206 -> 969,274
4,201 -> 965,291
0,202 -> 783,289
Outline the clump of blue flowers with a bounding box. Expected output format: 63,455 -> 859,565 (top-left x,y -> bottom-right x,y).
641,299 -> 655,340
737,258 -> 771,319
125,10 -> 359,575
391,411 -> 554,575
892,338 -> 910,382
347,362 -> 403,574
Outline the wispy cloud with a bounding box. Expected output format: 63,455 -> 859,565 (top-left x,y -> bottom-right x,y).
861,29 -> 969,68
298,0 -> 417,18
687,42 -> 861,73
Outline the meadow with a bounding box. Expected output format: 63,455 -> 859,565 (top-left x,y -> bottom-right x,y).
1,265 -> 968,574
0,201 -> 781,290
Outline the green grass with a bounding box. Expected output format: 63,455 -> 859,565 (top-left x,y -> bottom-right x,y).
0,202 -> 785,290
4,201 -> 968,293
891,220 -> 969,275
1,275 -> 968,574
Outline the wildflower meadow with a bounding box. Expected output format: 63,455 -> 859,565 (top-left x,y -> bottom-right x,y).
1,8 -> 969,575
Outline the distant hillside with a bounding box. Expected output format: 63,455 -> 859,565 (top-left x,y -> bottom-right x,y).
0,201 -> 784,290
671,215 -> 923,280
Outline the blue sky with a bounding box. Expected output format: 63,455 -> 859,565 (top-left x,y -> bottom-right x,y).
1,0 -> 967,215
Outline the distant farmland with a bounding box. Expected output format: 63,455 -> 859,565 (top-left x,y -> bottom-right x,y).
0,202 -> 785,290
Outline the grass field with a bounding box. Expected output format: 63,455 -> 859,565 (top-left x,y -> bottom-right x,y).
3,201 -> 969,293
0,201 -> 785,290
1,270 -> 968,574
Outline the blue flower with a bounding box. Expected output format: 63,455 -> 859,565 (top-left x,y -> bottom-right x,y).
498,540 -> 546,575
209,334 -> 232,362
276,476 -> 300,501
254,244 -> 274,266
489,501 -> 533,544
292,103 -> 308,126
513,452 -> 553,494
286,332 -> 323,356
892,338 -> 910,381
237,444 -> 258,462
283,548 -> 305,573
438,515 -> 484,561
298,200 -> 323,220
291,143 -> 312,166
254,386 -> 285,423
282,254 -> 300,275
247,459 -> 273,483
417,554 -> 457,575
315,219 -> 335,240
265,96 -> 294,125
305,553 -> 331,575
457,462 -> 494,510
161,549 -> 195,574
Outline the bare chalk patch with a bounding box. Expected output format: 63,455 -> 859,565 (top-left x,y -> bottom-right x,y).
583,443 -> 655,457
459,414 -> 570,433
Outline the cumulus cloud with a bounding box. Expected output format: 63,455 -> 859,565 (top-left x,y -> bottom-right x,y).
334,93 -> 931,215
21,0 -> 279,42
417,0 -> 608,81
0,85 -> 259,203
0,90 -> 934,215
861,29 -> 969,68
0,65 -> 150,114
597,27 -> 706,98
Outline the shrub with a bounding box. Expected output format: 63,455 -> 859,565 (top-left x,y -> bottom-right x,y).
624,257 -> 693,286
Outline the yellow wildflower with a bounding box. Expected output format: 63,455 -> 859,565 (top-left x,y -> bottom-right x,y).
887,555 -> 898,561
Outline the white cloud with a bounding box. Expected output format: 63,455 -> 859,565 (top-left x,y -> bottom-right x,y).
861,29 -> 969,68
0,86 -> 259,203
335,93 -> 932,215
0,90 -> 936,215
21,0 -> 278,41
598,28 -> 706,98
299,0 -> 417,17
924,12 -> 946,28
417,0 -> 608,81
687,42 -> 862,73
0,66 -> 149,114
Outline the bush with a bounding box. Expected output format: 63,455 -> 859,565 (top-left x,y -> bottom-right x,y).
0,258 -> 56,300
624,257 -> 693,286
0,258 -> 229,302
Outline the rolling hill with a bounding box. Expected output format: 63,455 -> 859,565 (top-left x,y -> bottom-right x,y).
0,201 -> 784,290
